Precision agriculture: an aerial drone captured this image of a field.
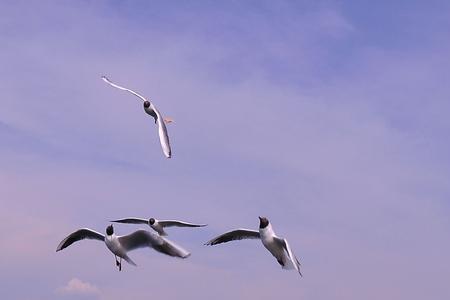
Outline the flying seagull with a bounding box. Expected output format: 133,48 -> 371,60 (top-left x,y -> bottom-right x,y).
101,75 -> 172,158
205,216 -> 302,276
111,217 -> 207,236
56,225 -> 190,271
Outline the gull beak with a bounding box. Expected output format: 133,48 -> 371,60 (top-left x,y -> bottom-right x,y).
164,117 -> 174,124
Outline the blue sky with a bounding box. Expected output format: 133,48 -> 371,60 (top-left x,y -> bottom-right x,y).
1,1 -> 449,299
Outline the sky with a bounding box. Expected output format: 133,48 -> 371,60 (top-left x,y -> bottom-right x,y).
1,1 -> 450,299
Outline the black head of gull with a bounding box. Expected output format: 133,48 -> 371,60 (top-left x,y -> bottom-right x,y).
258,216 -> 269,229
106,225 -> 114,236
149,218 -> 156,225
143,101 -> 151,108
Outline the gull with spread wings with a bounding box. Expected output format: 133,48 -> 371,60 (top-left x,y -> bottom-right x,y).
205,216 -> 302,276
111,217 -> 207,236
56,224 -> 190,271
102,75 -> 172,158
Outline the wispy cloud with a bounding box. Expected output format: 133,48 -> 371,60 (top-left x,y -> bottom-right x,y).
56,278 -> 100,297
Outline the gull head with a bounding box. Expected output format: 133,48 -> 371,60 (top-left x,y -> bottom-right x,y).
106,225 -> 114,236
143,101 -> 151,108
258,216 -> 269,229
149,218 -> 156,225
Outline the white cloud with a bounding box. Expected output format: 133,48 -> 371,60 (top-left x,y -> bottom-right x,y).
56,278 -> 101,297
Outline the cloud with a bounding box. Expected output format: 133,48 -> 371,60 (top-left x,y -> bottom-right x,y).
56,278 -> 101,297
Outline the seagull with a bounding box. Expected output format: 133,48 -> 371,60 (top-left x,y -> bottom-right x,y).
101,75 -> 172,158
56,224 -> 190,271
205,216 -> 302,276
111,217 -> 207,236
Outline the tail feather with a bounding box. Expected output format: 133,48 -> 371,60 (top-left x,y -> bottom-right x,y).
123,255 -> 137,266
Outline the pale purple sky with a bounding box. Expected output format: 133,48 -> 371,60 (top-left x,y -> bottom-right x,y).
1,1 -> 450,299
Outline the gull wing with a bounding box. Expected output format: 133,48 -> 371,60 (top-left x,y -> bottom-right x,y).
102,76 -> 148,102
154,109 -> 171,158
152,236 -> 191,258
159,220 -> 207,228
118,230 -> 190,258
274,237 -> 302,276
205,229 -> 260,245
110,218 -> 149,225
56,228 -> 104,252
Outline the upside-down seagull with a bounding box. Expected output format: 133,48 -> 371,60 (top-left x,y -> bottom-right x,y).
56,225 -> 190,271
101,75 -> 172,158
205,216 -> 302,276
111,217 -> 207,236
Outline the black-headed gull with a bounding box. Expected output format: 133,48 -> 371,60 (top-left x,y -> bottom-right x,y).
101,75 -> 172,158
205,216 -> 302,276
56,225 -> 190,271
111,217 -> 207,236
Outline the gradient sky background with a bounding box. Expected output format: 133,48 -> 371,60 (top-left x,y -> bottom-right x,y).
1,1 -> 450,299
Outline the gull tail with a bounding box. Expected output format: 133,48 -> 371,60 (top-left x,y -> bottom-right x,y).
123,255 -> 137,266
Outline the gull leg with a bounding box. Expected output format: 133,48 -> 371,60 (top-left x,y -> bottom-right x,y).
119,257 -> 122,271
115,255 -> 120,270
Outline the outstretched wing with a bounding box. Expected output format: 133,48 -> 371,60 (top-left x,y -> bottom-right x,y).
110,218 -> 149,225
159,220 -> 207,228
152,236 -> 191,258
205,229 -> 260,245
274,237 -> 302,276
118,230 -> 158,251
102,76 -> 148,102
118,230 -> 190,258
56,228 -> 104,252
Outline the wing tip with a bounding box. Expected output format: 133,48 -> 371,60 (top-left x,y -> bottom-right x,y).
204,240 -> 215,246
164,149 -> 172,159
56,239 -> 67,252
